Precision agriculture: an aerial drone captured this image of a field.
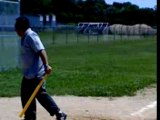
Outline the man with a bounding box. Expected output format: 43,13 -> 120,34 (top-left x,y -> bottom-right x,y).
15,16 -> 67,120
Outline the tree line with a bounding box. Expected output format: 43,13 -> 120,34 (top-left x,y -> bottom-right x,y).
11,0 -> 157,26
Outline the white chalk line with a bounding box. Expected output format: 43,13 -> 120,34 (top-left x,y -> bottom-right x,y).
130,101 -> 157,116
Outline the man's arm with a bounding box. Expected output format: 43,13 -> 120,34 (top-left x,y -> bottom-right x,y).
39,49 -> 52,74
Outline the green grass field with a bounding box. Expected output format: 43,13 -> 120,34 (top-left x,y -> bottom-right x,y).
0,35 -> 156,97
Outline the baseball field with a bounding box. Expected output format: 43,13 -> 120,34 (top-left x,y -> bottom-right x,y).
0,33 -> 157,120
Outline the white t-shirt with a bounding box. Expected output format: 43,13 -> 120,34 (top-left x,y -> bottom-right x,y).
20,28 -> 45,79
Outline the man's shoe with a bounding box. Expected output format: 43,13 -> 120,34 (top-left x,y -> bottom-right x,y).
56,111 -> 67,120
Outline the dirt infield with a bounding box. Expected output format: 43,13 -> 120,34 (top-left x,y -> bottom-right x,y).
0,84 -> 156,120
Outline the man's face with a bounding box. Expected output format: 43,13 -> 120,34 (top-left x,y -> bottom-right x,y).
15,30 -> 25,38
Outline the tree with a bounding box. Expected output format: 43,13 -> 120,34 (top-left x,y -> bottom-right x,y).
19,0 -> 156,26
20,0 -> 52,14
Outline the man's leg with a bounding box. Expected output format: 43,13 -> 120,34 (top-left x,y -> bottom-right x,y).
36,81 -> 67,119
36,82 -> 60,116
21,77 -> 37,120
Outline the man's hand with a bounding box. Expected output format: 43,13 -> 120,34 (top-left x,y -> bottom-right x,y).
45,64 -> 52,74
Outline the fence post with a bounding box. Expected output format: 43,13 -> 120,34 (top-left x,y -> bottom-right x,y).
87,33 -> 90,43
120,25 -> 122,40
52,27 -> 55,44
76,32 -> 79,43
0,36 -> 5,71
65,27 -> 68,44
113,26 -> 115,40
97,34 -> 99,43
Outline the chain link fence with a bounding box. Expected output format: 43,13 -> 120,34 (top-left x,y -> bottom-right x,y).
38,24 -> 156,46
0,0 -> 157,72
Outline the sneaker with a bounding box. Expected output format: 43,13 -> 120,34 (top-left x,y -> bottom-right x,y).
56,111 -> 67,120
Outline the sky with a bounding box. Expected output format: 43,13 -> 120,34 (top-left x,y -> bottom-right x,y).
105,0 -> 157,8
